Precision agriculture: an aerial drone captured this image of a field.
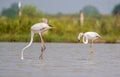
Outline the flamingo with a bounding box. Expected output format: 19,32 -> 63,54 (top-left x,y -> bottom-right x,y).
78,32 -> 101,53
21,18 -> 53,60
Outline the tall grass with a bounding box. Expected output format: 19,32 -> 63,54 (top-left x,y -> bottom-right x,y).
0,14 -> 120,43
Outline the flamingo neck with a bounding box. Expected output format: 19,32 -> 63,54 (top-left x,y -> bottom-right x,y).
78,34 -> 81,40
83,36 -> 88,44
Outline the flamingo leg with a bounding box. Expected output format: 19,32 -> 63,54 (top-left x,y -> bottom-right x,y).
39,44 -> 46,59
90,40 -> 94,53
39,33 -> 46,59
21,31 -> 34,60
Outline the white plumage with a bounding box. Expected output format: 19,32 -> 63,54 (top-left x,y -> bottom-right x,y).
31,23 -> 52,33
21,18 -> 52,60
78,32 -> 101,52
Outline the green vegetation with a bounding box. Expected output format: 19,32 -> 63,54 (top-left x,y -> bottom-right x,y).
0,3 -> 120,43
82,5 -> 100,15
112,3 -> 120,15
1,3 -> 18,18
0,14 -> 120,43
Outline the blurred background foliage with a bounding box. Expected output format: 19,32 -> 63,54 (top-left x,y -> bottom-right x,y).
0,3 -> 120,43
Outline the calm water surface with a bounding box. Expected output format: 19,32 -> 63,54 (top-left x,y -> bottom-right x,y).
0,43 -> 120,77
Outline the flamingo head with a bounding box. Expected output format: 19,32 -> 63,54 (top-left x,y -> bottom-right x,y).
78,32 -> 84,41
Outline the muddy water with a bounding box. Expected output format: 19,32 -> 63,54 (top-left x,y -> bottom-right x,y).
0,43 -> 120,77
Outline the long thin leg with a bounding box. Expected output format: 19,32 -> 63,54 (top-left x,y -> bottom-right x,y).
39,33 -> 46,59
90,40 -> 94,53
21,31 -> 34,60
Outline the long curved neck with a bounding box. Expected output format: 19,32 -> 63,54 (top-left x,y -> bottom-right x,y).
78,34 -> 81,40
83,36 -> 88,44
21,31 -> 34,60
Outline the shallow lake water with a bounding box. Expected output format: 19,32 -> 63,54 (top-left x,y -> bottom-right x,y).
0,43 -> 120,77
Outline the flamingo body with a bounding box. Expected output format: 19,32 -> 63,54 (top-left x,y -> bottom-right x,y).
78,32 -> 101,52
31,23 -> 51,33
21,18 -> 52,60
83,32 -> 101,41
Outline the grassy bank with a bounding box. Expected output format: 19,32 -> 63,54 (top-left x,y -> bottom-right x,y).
0,14 -> 120,43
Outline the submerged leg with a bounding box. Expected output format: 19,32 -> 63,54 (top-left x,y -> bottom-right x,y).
39,33 -> 46,59
90,40 -> 94,53
21,31 -> 34,60
39,45 -> 46,59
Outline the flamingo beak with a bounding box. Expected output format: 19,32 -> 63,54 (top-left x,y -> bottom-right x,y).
49,25 -> 54,29
49,25 -> 54,27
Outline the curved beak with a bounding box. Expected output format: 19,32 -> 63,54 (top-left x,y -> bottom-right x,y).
49,25 -> 55,29
49,25 -> 54,27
